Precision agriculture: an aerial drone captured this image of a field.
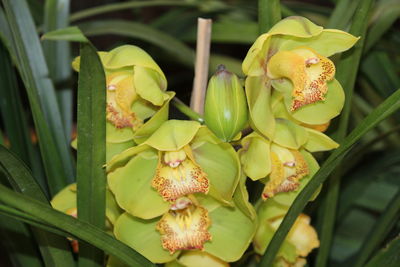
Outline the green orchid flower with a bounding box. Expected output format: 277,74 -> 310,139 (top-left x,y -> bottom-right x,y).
253,200 -> 319,267
239,118 -> 338,205
242,16 -> 359,139
106,120 -> 241,219
113,194 -> 256,264
72,45 -> 174,161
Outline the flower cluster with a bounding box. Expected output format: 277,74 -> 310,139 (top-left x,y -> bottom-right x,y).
52,16 -> 358,267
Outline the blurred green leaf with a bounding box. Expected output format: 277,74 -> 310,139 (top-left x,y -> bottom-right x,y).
76,42 -> 106,267
365,0 -> 400,52
70,0 -> 198,22
316,0 -> 374,265
43,0 -> 73,142
327,0 -> 361,29
361,51 -> 400,98
258,87 -> 400,266
365,236 -> 400,267
258,0 -> 281,34
352,190 -> 400,267
0,146 -> 75,267
211,20 -> 258,44
2,0 -> 75,195
78,20 -> 194,67
0,215 -> 43,267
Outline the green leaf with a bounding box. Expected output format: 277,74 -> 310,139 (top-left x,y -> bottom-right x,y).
327,0 -> 361,29
365,237 -> 400,267
76,42 -> 106,267
0,184 -> 154,267
0,146 -> 75,266
2,0 -> 75,195
258,0 -> 281,34
258,87 -> 400,266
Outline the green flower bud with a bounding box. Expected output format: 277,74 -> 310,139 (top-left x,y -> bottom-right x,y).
204,65 -> 248,142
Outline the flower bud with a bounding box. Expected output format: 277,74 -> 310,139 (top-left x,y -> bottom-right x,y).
204,65 -> 248,142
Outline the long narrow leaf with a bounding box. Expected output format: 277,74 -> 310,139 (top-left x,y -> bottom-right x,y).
258,0 -> 281,34
0,146 -> 75,267
76,42 -> 106,267
43,0 -> 74,141
1,0 -> 75,195
258,87 -> 400,266
0,184 -> 154,267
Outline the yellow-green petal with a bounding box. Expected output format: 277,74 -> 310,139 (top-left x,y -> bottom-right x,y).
192,142 -> 240,205
106,144 -> 152,172
240,132 -> 271,181
253,219 -> 297,261
105,190 -> 123,225
303,128 -> 339,152
191,126 -> 222,148
107,151 -> 170,219
106,121 -> 134,143
106,140 -> 135,163
268,16 -> 323,38
102,45 -> 166,82
114,213 -> 179,263
285,79 -> 345,124
133,92 -> 175,144
144,120 -> 201,151
51,183 -> 76,212
134,66 -> 168,106
245,76 -> 275,139
273,118 -> 308,149
277,29 -> 359,57
203,204 -> 256,262
178,251 -> 229,267
242,33 -> 271,76
233,172 -> 257,220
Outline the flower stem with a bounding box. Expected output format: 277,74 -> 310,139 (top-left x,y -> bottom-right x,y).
172,97 -> 204,123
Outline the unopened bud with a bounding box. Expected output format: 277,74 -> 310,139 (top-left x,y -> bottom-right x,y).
204,65 -> 248,141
